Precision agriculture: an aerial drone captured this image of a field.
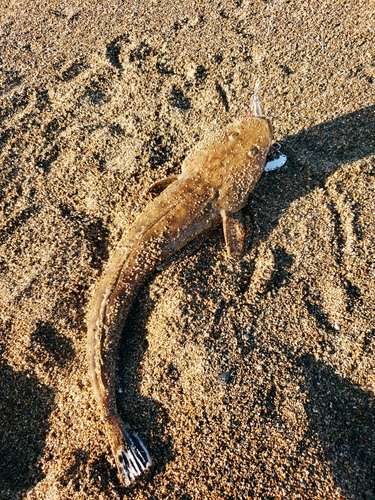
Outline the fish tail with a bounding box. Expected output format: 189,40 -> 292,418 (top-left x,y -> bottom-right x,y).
107,415 -> 152,487
117,427 -> 152,486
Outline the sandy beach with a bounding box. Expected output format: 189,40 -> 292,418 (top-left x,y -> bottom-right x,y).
1,1 -> 375,498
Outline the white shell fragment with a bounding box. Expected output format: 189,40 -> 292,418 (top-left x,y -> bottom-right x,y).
264,152 -> 287,172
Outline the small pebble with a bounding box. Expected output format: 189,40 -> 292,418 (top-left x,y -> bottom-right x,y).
218,371 -> 231,385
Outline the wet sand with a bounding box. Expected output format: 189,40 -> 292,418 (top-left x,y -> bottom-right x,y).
1,1 -> 375,498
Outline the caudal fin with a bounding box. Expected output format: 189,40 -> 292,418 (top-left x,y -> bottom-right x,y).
115,426 -> 152,487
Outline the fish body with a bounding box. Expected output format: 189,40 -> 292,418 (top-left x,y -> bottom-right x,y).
87,115 -> 273,486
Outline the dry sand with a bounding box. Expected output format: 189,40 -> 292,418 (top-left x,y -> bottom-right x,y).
1,1 -> 375,499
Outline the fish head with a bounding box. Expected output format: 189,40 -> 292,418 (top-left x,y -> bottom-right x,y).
214,116 -> 273,212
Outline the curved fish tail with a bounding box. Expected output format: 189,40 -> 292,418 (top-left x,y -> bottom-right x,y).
111,420 -> 152,487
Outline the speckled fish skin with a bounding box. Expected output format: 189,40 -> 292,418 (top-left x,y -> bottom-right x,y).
87,115 -> 273,486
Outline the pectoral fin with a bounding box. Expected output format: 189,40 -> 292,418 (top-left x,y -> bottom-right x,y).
147,176 -> 179,197
221,210 -> 246,258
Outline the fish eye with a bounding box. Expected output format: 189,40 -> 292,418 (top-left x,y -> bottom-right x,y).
247,146 -> 259,157
227,131 -> 240,141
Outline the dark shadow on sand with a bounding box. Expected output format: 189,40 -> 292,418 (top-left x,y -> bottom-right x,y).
298,354 -> 375,499
250,104 -> 375,239
256,106 -> 375,497
0,362 -> 55,499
